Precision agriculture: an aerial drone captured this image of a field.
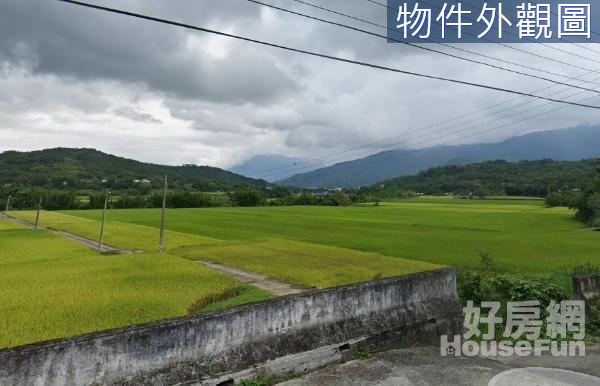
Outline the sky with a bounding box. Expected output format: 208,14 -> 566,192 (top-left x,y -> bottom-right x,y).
1,0 -> 599,173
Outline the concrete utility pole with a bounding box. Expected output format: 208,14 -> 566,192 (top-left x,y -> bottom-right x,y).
4,195 -> 11,216
98,189 -> 110,253
159,175 -> 168,253
34,198 -> 42,230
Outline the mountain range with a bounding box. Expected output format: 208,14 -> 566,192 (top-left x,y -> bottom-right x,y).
277,125 -> 600,188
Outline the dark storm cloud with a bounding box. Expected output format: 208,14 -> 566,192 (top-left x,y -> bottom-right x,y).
0,0 -> 298,103
0,0 -> 597,168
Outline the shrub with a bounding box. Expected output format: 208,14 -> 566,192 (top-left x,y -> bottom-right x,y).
229,189 -> 264,207
545,191 -> 580,208
238,375 -> 271,386
574,178 -> 600,225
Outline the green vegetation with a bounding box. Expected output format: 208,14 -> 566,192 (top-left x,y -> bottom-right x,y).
366,159 -> 600,198
458,254 -> 600,342
13,210 -> 218,251
545,176 -> 600,227
174,239 -> 440,288
574,177 -> 600,227
195,284 -> 274,314
545,191 -> 580,208
230,188 -> 265,207
0,148 -> 267,211
14,210 -> 440,288
0,218 -> 238,348
6,196 -> 599,347
56,198 -> 599,273
238,375 -> 271,386
355,346 -> 370,360
7,206 -> 440,348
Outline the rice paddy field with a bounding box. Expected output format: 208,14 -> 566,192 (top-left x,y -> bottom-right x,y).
5,196 -> 599,347
52,197 -> 599,273
0,218 -> 239,348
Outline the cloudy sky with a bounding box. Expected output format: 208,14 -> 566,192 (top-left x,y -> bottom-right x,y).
1,0 -> 599,175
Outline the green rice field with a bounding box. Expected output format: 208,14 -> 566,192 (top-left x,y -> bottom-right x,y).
6,196 -> 598,347
0,218 -> 238,348
51,197 -> 599,273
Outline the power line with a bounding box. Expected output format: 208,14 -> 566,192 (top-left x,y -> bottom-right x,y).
362,0 -> 600,73
278,87 -> 600,185
281,0 -> 600,175
286,0 -> 596,81
256,65 -> 600,178
478,0 -> 600,53
529,0 -> 600,39
57,0 -> 600,110
258,66 -> 600,178
248,0 -> 600,94
58,0 -> 600,183
457,0 -> 600,63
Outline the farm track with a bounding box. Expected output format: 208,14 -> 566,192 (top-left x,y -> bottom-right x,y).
198,261 -> 306,296
2,213 -> 125,253
3,213 -> 305,297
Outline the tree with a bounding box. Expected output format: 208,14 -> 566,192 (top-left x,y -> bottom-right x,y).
229,189 -> 264,207
545,191 -> 580,208
328,192 -> 352,206
574,178 -> 600,226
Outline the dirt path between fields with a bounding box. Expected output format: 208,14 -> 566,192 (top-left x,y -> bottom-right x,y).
3,214 -> 123,253
197,261 -> 307,297
3,213 -> 307,297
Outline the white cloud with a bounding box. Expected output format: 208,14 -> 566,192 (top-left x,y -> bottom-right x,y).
0,0 -> 599,173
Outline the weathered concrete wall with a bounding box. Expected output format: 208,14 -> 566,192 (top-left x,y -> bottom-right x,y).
573,274 -> 600,313
0,268 -> 463,386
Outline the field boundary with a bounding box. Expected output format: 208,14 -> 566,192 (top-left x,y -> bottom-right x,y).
5,213 -> 309,297
4,214 -> 117,251
198,261 -> 305,296
4,214 -> 134,253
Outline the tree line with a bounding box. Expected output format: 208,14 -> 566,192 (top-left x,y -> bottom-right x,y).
546,177 -> 600,228
0,187 -> 371,211
363,159 -> 600,198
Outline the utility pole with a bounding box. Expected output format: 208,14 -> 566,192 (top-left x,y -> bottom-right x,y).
98,189 -> 110,253
34,198 -> 42,230
159,175 -> 168,253
4,195 -> 11,216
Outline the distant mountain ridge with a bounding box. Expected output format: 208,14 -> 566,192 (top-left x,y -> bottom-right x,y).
279,126 -> 600,188
230,154 -> 324,182
0,148 -> 267,191
366,159 -> 600,197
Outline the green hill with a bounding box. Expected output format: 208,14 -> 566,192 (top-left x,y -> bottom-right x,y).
0,148 -> 267,192
366,159 -> 600,197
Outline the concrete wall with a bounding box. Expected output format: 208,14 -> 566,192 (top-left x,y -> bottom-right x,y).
0,268 -> 463,386
573,274 -> 600,313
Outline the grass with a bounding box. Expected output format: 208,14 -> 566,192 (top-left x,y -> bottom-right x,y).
13,210 -> 218,251
0,218 -> 238,348
6,197 -> 598,346
174,239 -> 441,288
56,197 -> 599,274
195,284 -> 274,314
14,209 -> 442,288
